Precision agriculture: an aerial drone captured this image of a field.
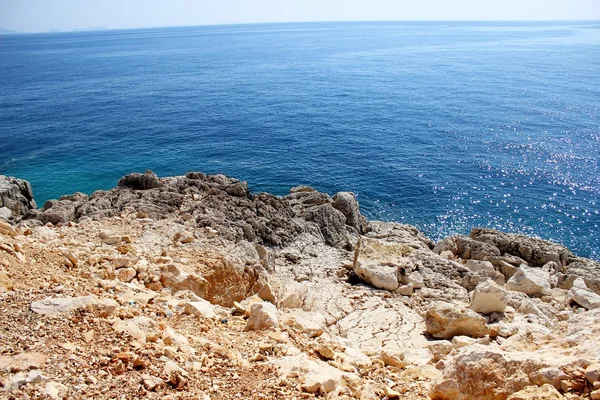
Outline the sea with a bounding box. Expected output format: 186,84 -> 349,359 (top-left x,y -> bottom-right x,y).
0,21 -> 599,260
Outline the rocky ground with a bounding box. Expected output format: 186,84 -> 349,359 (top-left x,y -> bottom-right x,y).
0,171 -> 599,400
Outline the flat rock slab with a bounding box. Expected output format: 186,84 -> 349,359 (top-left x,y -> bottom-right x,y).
0,352 -> 47,373
31,296 -> 118,316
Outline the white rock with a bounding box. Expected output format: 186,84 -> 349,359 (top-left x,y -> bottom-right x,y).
465,260 -> 495,273
470,280 -> 508,314
30,296 -> 117,317
282,310 -> 327,337
184,299 -> 217,319
162,327 -> 194,354
569,278 -> 600,310
381,348 -> 407,368
245,302 -> 278,331
425,302 -> 489,339
506,265 -> 551,296
452,335 -> 477,349
43,381 -> 67,399
160,263 -> 209,298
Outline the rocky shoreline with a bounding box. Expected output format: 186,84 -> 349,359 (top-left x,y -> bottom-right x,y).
1,171 -> 599,399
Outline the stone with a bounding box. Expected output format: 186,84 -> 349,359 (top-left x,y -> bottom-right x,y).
162,327 -> 194,353
0,220 -> 18,237
470,228 -> 571,268
184,299 -> 217,319
332,191 -> 368,233
0,352 -> 47,372
586,363 -> 600,384
141,374 -> 163,391
430,344 -> 585,400
6,370 -> 44,392
30,296 -> 117,317
465,260 -> 495,273
116,267 -> 137,282
113,316 -> 158,343
316,344 -> 335,360
569,279 -> 600,310
43,381 -> 67,399
0,175 -> 36,220
425,303 -> 489,339
428,340 -> 453,362
352,237 -> 418,291
160,263 -> 209,298
470,280 -> 508,314
506,384 -> 564,400
381,348 -> 407,368
283,310 -> 327,337
118,170 -> 161,190
451,335 -> 476,349
245,302 -> 278,331
0,207 -> 12,220
506,266 -> 551,296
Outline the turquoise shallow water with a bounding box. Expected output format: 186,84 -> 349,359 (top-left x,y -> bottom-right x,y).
0,21 -> 599,259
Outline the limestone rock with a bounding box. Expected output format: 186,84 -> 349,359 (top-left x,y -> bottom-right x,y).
0,175 -> 36,220
332,191 -> 368,234
470,228 -> 571,268
0,352 -> 47,372
381,348 -> 407,368
506,384 -> 565,400
43,381 -> 68,399
245,302 -> 278,331
431,344 -> 585,400
470,280 -> 508,314
586,363 -> 600,384
113,316 -> 158,343
30,296 -> 117,317
425,303 -> 489,339
465,260 -> 495,273
428,340 -> 453,362
352,237 -> 418,291
118,170 -> 161,190
283,310 -> 327,337
506,266 -> 551,296
160,263 -> 209,298
184,299 -> 217,319
6,370 -> 44,392
569,278 -> 600,310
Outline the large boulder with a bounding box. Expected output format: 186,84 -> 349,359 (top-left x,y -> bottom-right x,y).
0,175 -> 36,220
332,191 -> 368,234
352,237 -> 420,291
425,303 -> 489,339
117,170 -> 161,190
470,280 -> 508,314
160,264 -> 209,298
569,278 -> 600,310
506,266 -> 551,296
245,302 -> 278,331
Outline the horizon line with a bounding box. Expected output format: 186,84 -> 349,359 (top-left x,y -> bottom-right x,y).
2,18 -> 599,35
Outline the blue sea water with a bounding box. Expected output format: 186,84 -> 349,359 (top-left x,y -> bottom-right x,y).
0,21 -> 599,259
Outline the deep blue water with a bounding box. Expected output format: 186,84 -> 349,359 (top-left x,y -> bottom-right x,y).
1,22 -> 599,259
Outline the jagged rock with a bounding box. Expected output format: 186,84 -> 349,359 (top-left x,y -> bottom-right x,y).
569,278 -> 600,310
30,296 -> 117,317
0,207 -> 12,220
302,203 -> 348,248
462,269 -> 506,291
506,266 -> 551,296
245,302 -> 278,331
332,191 -> 368,233
430,345 -> 586,400
425,303 -> 489,339
0,175 -> 37,220
160,263 -> 209,298
470,228 -> 571,268
470,280 -> 508,314
352,237 -> 418,291
118,170 -> 161,190
428,341 -> 453,362
560,258 -> 600,296
506,384 -> 565,400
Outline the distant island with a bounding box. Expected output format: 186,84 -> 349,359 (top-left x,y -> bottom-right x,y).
0,28 -> 19,34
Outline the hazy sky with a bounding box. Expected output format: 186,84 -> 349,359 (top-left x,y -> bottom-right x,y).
1,0 -> 599,32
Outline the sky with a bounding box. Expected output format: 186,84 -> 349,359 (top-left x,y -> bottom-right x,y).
1,0 -> 599,32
